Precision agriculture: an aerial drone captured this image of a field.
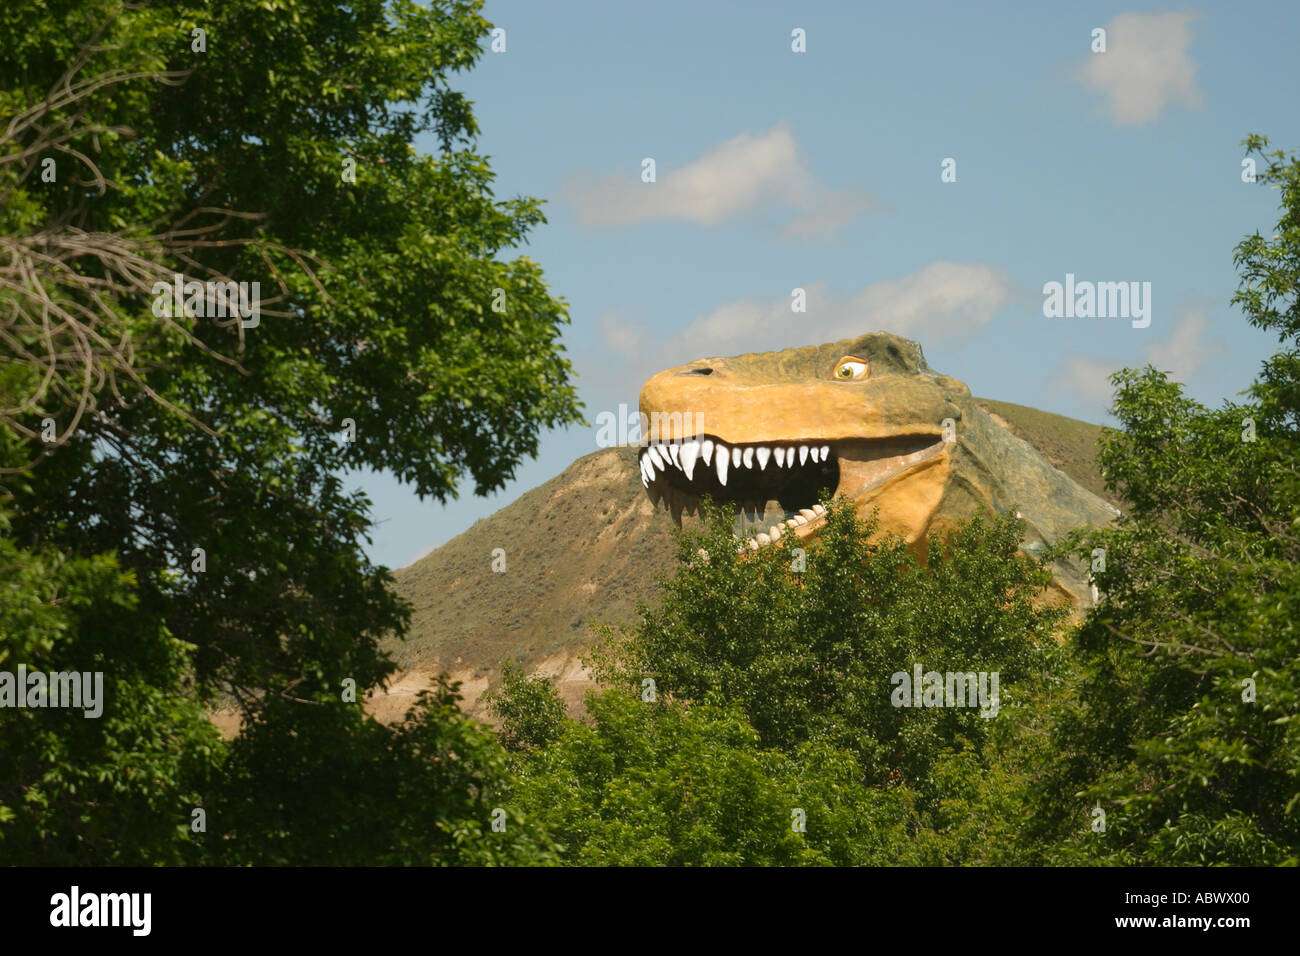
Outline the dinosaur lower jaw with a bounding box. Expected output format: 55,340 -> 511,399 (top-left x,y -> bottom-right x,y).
639,434 -> 947,547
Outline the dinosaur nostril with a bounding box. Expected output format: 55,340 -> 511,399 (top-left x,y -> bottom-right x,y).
681,366 -> 714,376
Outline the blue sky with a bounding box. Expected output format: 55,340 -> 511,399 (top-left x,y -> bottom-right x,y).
355,0 -> 1300,570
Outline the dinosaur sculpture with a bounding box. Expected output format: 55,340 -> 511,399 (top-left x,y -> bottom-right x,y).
636,331 -> 1118,605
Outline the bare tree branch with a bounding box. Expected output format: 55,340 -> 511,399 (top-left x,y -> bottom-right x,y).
0,24 -> 331,483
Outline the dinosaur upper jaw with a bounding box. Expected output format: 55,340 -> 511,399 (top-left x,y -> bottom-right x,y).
639,432 -> 948,547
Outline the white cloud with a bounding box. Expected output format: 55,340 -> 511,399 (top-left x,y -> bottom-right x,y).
665,262 -> 1014,358
1054,307 -> 1225,410
1075,11 -> 1203,125
564,124 -> 876,237
1057,354 -> 1122,407
596,310 -> 645,358
1146,307 -> 1224,380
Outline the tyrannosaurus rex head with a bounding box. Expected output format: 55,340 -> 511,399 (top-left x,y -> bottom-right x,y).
637,331 -> 1117,603
637,331 -> 968,547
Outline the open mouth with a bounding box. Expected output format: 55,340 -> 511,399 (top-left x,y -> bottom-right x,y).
638,434 -> 946,549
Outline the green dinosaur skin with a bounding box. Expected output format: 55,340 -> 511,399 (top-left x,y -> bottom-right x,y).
637,331 -> 1117,606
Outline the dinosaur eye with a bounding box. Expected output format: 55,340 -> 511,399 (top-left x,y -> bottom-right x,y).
833,358 -> 868,381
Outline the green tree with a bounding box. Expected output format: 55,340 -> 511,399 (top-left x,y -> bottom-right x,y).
495,682 -> 923,866
489,498 -> 1072,865
211,679 -> 556,866
1,0 -> 579,863
1033,137 -> 1300,866
483,661 -> 568,752
597,498 -> 1067,811
0,507 -> 221,864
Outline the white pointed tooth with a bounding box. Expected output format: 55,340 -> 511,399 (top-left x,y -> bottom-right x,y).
715,446 -> 730,486
668,443 -> 680,467
742,447 -> 754,469
679,440 -> 699,480
648,445 -> 665,469
799,508 -> 817,521
756,446 -> 771,470
810,446 -> 821,463
792,515 -> 807,526
820,445 -> 830,462
701,439 -> 714,466
769,525 -> 782,540
799,445 -> 809,466
812,504 -> 827,516
732,446 -> 742,468
640,458 -> 650,487
775,447 -> 786,467
756,532 -> 771,546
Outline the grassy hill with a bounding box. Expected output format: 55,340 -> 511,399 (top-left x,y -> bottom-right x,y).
975,398 -> 1113,503
384,444 -> 678,715
385,400 -> 1113,715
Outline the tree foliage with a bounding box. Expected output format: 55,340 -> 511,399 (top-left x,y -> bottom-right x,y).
1,0 -> 579,864
483,661 -> 568,753
0,506 -> 220,864
1032,138 -> 1300,865
212,679 -> 556,866
496,680 -> 923,866
598,500 -> 1066,809
493,499 -> 1067,864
